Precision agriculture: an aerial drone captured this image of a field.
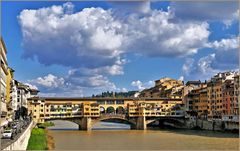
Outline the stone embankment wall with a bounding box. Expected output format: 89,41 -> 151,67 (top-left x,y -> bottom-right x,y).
185,119 -> 239,131
3,121 -> 35,150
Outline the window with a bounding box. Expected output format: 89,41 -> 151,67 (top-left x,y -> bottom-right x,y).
116,100 -> 124,104
97,100 -> 105,104
34,110 -> 37,112
106,100 -> 115,104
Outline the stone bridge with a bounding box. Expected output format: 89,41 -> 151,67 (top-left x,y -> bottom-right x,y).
29,97 -> 186,130
46,114 -> 186,130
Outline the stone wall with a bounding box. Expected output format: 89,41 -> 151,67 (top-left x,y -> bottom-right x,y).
3,121 -> 35,150
185,118 -> 239,131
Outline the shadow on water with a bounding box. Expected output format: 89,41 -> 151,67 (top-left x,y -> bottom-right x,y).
148,126 -> 239,138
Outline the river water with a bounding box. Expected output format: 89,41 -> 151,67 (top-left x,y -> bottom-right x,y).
48,120 -> 239,150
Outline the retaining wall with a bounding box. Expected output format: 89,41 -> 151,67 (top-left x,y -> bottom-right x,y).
3,121 -> 35,150
185,119 -> 239,131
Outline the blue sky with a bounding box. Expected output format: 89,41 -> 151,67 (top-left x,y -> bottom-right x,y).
1,1 -> 239,96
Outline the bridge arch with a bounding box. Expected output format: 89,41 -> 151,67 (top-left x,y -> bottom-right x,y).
146,117 -> 185,127
44,119 -> 80,129
106,106 -> 115,114
116,106 -> 125,114
100,106 -> 105,114
91,116 -> 136,129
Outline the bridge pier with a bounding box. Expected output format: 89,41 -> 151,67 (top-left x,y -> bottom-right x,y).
79,117 -> 92,131
136,116 -> 146,130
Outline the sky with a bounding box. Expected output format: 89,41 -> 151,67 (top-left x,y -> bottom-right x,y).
1,1 -> 239,97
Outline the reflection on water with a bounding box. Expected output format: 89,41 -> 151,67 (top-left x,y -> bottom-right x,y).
48,120 -> 131,130
93,122 -> 130,130
48,120 -> 239,150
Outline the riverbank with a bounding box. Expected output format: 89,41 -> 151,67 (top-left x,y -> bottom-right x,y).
27,122 -> 55,150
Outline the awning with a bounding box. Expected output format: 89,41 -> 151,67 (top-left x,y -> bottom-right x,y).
0,119 -> 9,127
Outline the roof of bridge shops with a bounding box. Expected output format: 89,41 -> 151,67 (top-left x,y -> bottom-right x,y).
27,97 -> 182,102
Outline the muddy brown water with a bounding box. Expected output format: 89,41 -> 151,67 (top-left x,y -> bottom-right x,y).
48,120 -> 239,150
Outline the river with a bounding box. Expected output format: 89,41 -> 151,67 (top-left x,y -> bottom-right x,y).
48,120 -> 239,150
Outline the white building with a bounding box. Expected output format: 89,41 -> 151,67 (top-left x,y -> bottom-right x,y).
0,38 -> 8,127
14,82 -> 39,119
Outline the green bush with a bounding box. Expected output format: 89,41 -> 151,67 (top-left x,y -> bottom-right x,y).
37,122 -> 55,129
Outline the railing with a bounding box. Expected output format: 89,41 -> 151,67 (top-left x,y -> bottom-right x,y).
99,114 -> 126,119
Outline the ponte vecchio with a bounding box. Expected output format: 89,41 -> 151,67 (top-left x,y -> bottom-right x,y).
27,97 -> 185,130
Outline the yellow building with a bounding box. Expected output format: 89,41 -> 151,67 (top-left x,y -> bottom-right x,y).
140,77 -> 183,98
196,85 -> 208,118
6,67 -> 14,104
6,67 -> 14,120
182,81 -> 202,111
207,80 -> 223,119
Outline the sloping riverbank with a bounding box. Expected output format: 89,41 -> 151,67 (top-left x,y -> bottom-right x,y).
27,122 -> 55,150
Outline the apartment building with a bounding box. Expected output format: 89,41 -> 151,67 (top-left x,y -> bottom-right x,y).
233,74 -> 239,115
0,38 -> 8,126
198,86 -> 208,119
182,81 -> 202,111
10,81 -> 39,119
207,71 -> 237,119
140,77 -> 184,99
222,79 -> 234,115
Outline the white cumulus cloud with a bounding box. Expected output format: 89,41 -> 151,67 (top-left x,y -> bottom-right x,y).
33,74 -> 65,88
18,2 -> 237,96
131,80 -> 154,90
24,83 -> 38,90
18,2 -> 210,72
